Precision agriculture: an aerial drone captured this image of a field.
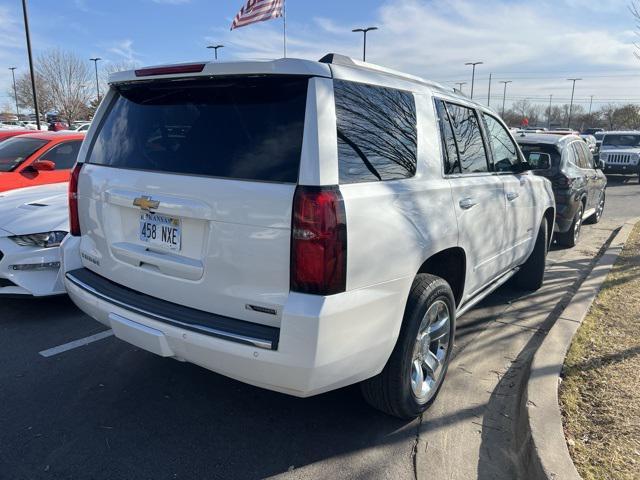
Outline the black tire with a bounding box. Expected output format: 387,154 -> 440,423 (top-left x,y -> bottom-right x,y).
513,219 -> 548,291
585,191 -> 605,225
360,274 -> 456,419
556,202 -> 584,248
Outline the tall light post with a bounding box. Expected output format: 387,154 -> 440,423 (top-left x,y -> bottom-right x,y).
21,0 -> 41,130
207,44 -> 224,60
465,61 -> 483,99
547,94 -> 553,129
500,80 -> 512,118
487,72 -> 492,107
455,82 -> 467,93
588,95 -> 594,116
89,57 -> 101,103
352,26 -> 378,62
567,78 -> 582,129
8,67 -> 19,116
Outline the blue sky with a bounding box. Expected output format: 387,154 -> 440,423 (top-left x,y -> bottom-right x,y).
1,0 -> 639,111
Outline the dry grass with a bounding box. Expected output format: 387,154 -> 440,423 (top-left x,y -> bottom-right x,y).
559,223 -> 640,480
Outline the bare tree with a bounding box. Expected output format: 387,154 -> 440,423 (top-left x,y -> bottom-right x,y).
37,49 -> 93,125
11,71 -> 55,116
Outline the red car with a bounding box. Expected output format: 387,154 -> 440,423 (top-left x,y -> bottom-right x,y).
0,132 -> 85,192
0,130 -> 31,143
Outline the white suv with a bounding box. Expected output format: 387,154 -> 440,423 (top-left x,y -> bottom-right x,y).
61,54 -> 554,418
599,131 -> 640,182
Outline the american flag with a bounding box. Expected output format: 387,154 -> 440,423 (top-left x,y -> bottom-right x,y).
230,0 -> 284,30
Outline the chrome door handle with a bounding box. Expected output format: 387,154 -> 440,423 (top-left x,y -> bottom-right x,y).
506,192 -> 519,201
459,198 -> 478,210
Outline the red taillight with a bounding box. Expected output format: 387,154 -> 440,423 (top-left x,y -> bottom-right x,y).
134,63 -> 205,77
69,163 -> 83,236
291,186 -> 347,295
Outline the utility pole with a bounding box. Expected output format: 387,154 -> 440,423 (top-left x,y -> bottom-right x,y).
9,67 -> 19,116
500,80 -> 512,118
352,27 -> 378,62
455,82 -> 467,93
206,44 -> 224,60
567,78 -> 582,129
547,94 -> 553,129
21,0 -> 41,130
487,72 -> 492,107
588,95 -> 594,116
464,61 -> 483,100
89,58 -> 101,103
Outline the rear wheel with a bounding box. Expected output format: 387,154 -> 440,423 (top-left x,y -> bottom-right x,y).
513,219 -> 548,291
557,203 -> 584,248
586,191 -> 605,224
360,274 -> 455,419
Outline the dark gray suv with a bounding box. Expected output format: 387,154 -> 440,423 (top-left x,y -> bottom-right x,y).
516,133 -> 607,247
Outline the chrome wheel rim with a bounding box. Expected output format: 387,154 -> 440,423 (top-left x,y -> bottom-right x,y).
574,207 -> 583,244
410,300 -> 451,404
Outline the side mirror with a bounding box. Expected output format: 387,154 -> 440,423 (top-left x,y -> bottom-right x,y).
527,152 -> 551,170
32,159 -> 56,171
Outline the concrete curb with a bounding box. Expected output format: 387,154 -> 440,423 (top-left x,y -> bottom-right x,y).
525,217 -> 639,480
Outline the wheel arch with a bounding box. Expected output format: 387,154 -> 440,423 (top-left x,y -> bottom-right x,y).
417,247 -> 466,307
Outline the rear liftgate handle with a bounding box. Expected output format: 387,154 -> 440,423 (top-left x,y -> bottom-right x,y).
506,192 -> 520,202
459,197 -> 478,210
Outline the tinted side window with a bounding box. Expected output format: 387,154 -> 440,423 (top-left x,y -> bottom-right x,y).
446,103 -> 489,174
571,142 -> 588,169
40,141 -> 82,170
483,114 -> 520,172
334,80 -> 417,183
579,142 -> 594,168
435,99 -> 460,174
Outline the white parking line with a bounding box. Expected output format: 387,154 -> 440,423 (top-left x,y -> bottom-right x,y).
39,330 -> 114,358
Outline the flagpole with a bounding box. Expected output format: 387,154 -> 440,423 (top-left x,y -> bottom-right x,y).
283,0 -> 287,58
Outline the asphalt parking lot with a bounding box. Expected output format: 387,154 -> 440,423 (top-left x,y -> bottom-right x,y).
2,175 -> 639,480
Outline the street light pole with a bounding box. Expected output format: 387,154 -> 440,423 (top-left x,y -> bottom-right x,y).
500,80 -> 512,118
588,95 -> 594,116
21,0 -> 41,130
9,67 -> 19,116
567,78 -> 582,129
352,27 -> 378,62
487,72 -> 492,107
206,44 -> 224,60
465,61 -> 483,100
547,94 -> 553,129
455,82 -> 467,93
89,57 -> 101,103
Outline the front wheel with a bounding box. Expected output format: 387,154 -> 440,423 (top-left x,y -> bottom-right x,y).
360,274 -> 456,419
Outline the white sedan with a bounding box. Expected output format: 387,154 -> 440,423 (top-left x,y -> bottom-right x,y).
0,183 -> 69,297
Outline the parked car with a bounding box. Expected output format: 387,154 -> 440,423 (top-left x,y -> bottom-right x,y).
0,121 -> 26,130
0,183 -> 68,297
598,131 -> 640,183
516,133 -> 606,247
580,134 -> 597,153
582,128 -> 604,136
0,132 -> 84,193
60,55 -> 555,419
594,131 -> 605,154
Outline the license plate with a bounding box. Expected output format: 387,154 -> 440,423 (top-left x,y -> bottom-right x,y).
139,213 -> 181,251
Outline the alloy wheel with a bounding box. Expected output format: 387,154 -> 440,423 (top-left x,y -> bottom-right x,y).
410,300 -> 451,404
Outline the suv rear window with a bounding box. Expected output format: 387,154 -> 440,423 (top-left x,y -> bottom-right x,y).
87,76 -> 309,183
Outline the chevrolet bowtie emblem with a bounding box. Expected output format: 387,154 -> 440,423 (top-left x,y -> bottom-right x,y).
133,195 -> 160,211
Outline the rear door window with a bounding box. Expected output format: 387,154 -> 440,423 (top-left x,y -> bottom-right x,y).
334,80 -> 417,183
87,76 -> 309,183
482,114 -> 521,172
445,103 -> 489,174
39,141 -> 82,170
435,99 -> 460,174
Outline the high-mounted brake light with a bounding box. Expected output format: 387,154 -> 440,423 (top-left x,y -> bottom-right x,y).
291,186 -> 347,295
69,163 -> 83,236
134,63 -> 206,77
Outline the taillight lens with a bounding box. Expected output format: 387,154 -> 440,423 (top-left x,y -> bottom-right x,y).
69,163 -> 83,236
291,186 -> 347,295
